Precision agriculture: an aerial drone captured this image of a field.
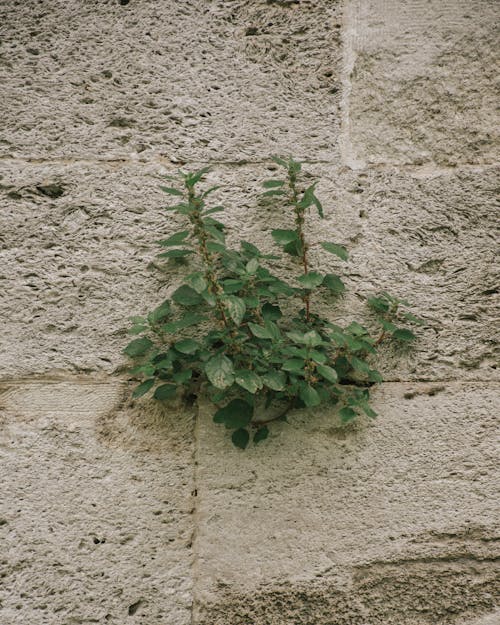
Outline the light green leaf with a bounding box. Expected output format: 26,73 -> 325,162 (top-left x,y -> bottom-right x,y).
246,258 -> 259,275
299,384 -> 321,407
157,231 -> 190,246
162,313 -> 207,333
321,242 -> 348,261
271,229 -> 299,245
148,300 -> 172,324
248,322 -> 273,340
128,325 -> 147,335
174,339 -> 199,354
186,271 -> 208,294
205,353 -> 235,389
297,272 -> 324,289
316,364 -> 338,383
159,185 -> 183,196
222,295 -> 246,325
261,303 -> 282,321
261,370 -> 286,391
263,180 -> 285,188
158,249 -> 194,259
173,369 -> 192,384
282,358 -> 305,372
235,369 -> 263,394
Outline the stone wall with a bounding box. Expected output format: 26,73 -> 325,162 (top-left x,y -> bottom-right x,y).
0,1 -> 498,624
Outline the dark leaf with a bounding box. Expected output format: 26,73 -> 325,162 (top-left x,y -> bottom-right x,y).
323,273 -> 346,294
263,180 -> 285,188
321,242 -> 348,261
254,426 -> 269,444
339,406 -> 357,423
154,384 -> 177,400
124,337 -> 153,358
271,229 -> 299,245
157,231 -> 190,246
172,285 -> 203,307
159,185 -> 183,196
214,399 -> 253,428
232,428 -> 250,449
392,328 -> 417,342
132,378 -> 155,398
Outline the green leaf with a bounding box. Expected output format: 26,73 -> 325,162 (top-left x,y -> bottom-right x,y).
248,322 -> 273,340
128,325 -> 147,335
158,249 -> 194,259
263,180 -> 285,188
310,350 -> 327,364
232,428 -> 250,449
174,339 -> 199,354
157,231 -> 190,246
205,353 -> 235,389
350,356 -> 371,374
202,205 -> 224,215
206,241 -> 226,253
360,402 -> 377,418
124,337 -> 153,358
246,258 -> 259,275
323,274 -> 346,294
312,193 -> 324,218
282,358 -> 305,372
303,330 -> 323,347
205,224 -> 226,244
271,229 -> 299,245
297,272 -> 324,289
321,242 -> 348,261
316,364 -> 338,383
392,328 -> 417,342
148,300 -> 172,324
339,406 -> 357,423
299,384 -> 321,407
222,279 -> 244,294
173,369 -> 192,384
214,399 -> 253,429
186,271 -> 208,293
297,183 -> 317,210
253,426 -> 269,444
402,311 -> 425,325
159,185 -> 183,196
235,370 -> 263,394
162,313 -> 207,333
261,370 -> 286,391
262,303 -> 282,321
368,369 -> 383,383
378,318 -> 397,332
154,384 -> 177,400
132,379 -> 155,398
271,155 -> 289,168
172,285 -> 203,307
222,295 -> 246,325
262,189 -> 285,197
185,166 -> 211,187
283,238 -> 303,257
367,296 -> 390,313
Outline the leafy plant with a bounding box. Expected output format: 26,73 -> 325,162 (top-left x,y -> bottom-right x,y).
123,158 -> 422,448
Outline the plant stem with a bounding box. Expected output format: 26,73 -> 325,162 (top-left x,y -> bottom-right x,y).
288,168 -> 311,322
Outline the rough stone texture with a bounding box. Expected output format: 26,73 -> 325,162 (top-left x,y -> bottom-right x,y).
0,0 -> 499,623
194,383 -> 500,624
0,379 -> 195,625
1,161 -> 498,381
344,0 -> 500,168
0,0 -> 342,162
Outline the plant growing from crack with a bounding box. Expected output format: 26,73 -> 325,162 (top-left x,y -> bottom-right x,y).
124,158 -> 423,448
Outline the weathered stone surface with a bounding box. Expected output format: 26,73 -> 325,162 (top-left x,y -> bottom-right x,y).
0,379 -> 195,625
1,160 -> 497,381
344,0 -> 500,167
0,0 -> 341,162
193,382 -> 500,624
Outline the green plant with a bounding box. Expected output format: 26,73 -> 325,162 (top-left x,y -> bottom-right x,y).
124,158 -> 422,448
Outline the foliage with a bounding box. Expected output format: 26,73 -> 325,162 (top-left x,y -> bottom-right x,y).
123,158 -> 423,448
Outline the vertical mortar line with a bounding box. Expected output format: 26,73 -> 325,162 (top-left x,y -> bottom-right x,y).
189,401 -> 202,625
340,0 -> 363,170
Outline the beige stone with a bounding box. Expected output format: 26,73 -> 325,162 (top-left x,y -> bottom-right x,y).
0,379 -> 195,625
193,382 -> 500,624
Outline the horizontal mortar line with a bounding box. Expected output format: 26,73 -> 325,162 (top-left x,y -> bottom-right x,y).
0,155 -> 498,174
0,376 -> 498,386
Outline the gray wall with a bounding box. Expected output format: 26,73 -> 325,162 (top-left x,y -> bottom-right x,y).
0,1 -> 498,624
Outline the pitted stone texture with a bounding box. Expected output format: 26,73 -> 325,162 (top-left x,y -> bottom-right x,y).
345,0 -> 499,167
0,379 -> 194,625
1,160 -> 497,381
0,0 -> 341,162
193,382 -> 500,624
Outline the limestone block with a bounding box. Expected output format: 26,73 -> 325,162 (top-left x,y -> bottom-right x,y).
0,0 -> 341,162
193,382 -> 500,624
0,378 -> 195,625
1,160 -> 497,381
345,0 -> 499,167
